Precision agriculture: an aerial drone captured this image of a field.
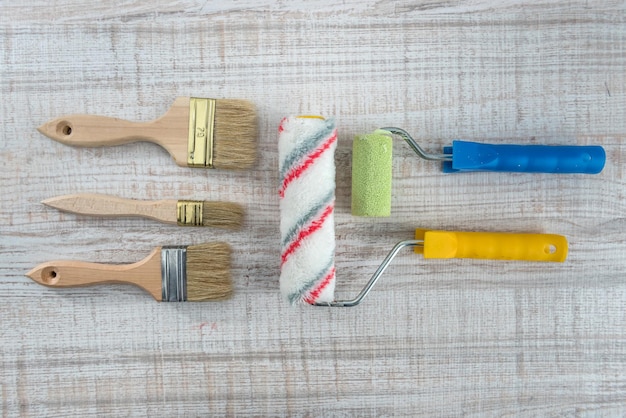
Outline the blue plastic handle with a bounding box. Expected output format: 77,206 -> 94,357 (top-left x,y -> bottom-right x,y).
442,141 -> 606,174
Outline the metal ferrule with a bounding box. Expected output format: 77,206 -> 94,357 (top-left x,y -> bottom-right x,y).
187,97 -> 216,168
161,246 -> 187,302
176,200 -> 203,226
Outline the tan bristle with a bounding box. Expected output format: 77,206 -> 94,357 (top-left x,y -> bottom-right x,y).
201,201 -> 244,229
213,99 -> 257,170
186,242 -> 233,301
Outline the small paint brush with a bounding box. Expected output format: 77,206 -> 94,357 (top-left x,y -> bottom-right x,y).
26,243 -> 232,302
42,193 -> 244,229
37,97 -> 257,169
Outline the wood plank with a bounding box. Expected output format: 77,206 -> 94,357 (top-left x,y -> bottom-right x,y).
1,2 -> 625,416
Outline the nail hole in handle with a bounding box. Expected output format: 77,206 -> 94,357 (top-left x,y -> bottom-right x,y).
56,121 -> 73,136
41,267 -> 60,285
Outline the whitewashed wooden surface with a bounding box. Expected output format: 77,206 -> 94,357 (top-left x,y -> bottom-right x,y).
1,1 -> 626,416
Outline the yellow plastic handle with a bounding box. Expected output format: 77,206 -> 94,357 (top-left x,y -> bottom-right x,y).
417,230 -> 568,262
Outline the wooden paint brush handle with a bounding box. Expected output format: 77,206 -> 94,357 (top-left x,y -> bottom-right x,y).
25,248 -> 163,300
43,194 -> 178,224
37,97 -> 190,166
37,114 -> 176,146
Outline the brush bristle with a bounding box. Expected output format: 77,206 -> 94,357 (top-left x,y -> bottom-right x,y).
201,201 -> 244,229
186,242 -> 233,301
213,99 -> 257,169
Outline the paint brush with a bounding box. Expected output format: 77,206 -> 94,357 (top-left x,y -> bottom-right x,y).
37,97 -> 257,169
26,243 -> 232,302
42,193 -> 244,229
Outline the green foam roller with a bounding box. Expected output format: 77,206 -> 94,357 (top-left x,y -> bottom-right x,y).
351,130 -> 393,217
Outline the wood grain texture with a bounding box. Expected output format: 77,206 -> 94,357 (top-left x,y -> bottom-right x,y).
36,97 -> 192,167
42,194 -> 180,224
25,247 -> 163,301
1,1 -> 626,416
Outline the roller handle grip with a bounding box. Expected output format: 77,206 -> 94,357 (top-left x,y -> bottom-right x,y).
421,231 -> 568,262
444,141 -> 605,173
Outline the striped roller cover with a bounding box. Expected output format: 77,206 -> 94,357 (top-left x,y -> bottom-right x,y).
278,116 -> 338,305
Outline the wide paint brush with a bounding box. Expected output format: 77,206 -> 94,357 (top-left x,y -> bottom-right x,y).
26,243 -> 232,302
38,97 -> 257,169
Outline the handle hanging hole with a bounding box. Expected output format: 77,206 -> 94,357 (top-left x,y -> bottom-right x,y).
56,121 -> 73,136
545,244 -> 557,254
41,267 -> 60,285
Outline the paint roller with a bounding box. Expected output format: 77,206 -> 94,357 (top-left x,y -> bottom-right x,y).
278,117 -> 568,307
352,128 -> 606,217
278,116 -> 338,305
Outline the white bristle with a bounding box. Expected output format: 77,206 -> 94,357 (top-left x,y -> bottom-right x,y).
278,116 -> 337,305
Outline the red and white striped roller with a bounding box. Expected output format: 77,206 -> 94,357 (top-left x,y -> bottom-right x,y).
278,116 -> 338,305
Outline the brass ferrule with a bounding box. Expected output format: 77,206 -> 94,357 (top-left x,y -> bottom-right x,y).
176,200 -> 203,226
187,97 -> 216,167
